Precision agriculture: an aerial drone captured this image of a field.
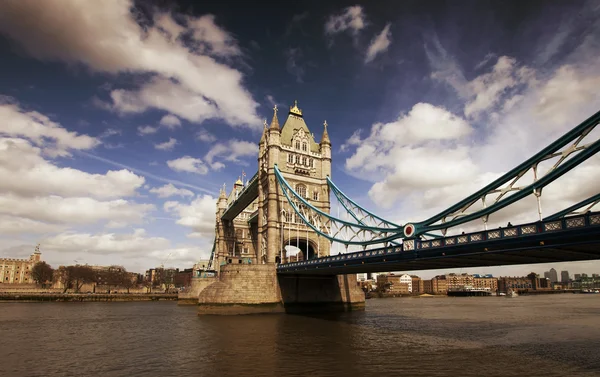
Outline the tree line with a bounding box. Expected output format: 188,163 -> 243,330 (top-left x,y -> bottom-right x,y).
31,262 -> 178,293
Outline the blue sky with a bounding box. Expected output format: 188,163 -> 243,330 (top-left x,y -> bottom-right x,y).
0,0 -> 599,277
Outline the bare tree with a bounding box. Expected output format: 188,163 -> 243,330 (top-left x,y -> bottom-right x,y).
55,266 -> 72,293
69,265 -> 95,293
31,261 -> 54,288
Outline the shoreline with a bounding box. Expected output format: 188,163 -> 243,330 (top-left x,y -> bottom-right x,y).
0,293 -> 178,302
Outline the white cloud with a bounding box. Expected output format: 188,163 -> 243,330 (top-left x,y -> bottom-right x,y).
138,125 -> 158,135
204,139 -> 258,169
325,6 -> 366,36
0,102 -> 99,156
42,228 -> 170,255
464,56 -> 535,118
0,0 -> 261,129
164,195 -> 216,239
159,114 -> 181,129
154,137 -> 177,151
0,193 -> 153,225
167,156 -> 209,174
196,129 -> 216,143
0,138 -> 144,199
345,32 -> 600,226
365,23 -> 392,63
150,183 -> 194,198
0,215 -> 67,234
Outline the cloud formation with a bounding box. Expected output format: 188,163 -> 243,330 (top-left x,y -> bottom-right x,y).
365,23 -> 392,63
325,6 -> 366,36
0,0 -> 261,129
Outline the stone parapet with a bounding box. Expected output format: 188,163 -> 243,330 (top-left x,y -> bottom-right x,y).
178,276 -> 218,305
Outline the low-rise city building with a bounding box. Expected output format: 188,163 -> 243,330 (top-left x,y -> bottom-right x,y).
0,250 -> 41,284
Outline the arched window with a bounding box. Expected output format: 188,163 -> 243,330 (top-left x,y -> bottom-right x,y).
285,211 -> 293,223
313,191 -> 319,201
295,155 -> 299,164
302,156 -> 307,166
309,158 -> 313,167
287,154 -> 292,163
302,142 -> 307,152
295,141 -> 300,149
295,184 -> 307,199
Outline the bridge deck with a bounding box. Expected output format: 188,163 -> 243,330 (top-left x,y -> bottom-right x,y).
277,212 -> 600,275
221,172 -> 258,221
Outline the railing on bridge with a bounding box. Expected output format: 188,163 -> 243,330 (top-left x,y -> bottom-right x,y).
277,211 -> 600,271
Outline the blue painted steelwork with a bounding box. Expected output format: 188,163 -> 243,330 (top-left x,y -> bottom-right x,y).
277,211 -> 600,273
327,177 -> 402,246
275,165 -> 404,245
327,177 -> 401,228
544,193 -> 600,221
413,110 -> 600,236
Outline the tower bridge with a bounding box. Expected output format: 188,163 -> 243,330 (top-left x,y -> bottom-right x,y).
193,103 -> 600,315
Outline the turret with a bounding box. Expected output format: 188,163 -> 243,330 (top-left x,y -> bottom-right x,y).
268,105 -> 280,146
217,184 -> 228,212
320,120 -> 332,177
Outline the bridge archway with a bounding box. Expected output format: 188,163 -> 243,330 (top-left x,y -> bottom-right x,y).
283,239 -> 316,262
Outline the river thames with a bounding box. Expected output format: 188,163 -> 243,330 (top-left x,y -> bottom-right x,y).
1,295 -> 599,376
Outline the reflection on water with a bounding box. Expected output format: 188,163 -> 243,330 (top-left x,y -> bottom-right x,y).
1,295 -> 599,376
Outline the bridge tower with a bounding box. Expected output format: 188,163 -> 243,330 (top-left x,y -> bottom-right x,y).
197,100 -> 365,315
258,101 -> 332,264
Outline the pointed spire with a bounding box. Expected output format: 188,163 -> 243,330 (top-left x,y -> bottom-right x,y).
320,120 -> 331,145
269,104 -> 280,130
219,183 -> 227,199
260,119 -> 268,144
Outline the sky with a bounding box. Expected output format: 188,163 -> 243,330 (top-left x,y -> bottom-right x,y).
0,0 -> 599,277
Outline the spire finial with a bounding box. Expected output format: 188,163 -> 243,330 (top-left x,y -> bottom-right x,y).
270,104 -> 280,130
263,118 -> 268,128
320,119 -> 331,145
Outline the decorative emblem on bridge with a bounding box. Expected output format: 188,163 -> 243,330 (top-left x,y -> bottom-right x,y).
403,223 -> 415,238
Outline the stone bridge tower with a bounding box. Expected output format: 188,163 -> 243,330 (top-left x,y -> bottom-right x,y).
196,101 -> 365,315
258,101 -> 332,264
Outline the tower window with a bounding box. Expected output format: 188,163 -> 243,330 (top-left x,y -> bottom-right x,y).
295,141 -> 300,149
302,156 -> 307,166
309,158 -> 313,167
287,154 -> 293,163
295,184 -> 307,199
302,142 -> 307,152
313,191 -> 319,201
295,155 -> 299,164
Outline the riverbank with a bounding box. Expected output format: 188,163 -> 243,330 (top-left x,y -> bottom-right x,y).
0,293 -> 178,302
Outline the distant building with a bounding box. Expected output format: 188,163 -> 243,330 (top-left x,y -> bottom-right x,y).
411,275 -> 422,294
561,270 -> 570,282
472,274 -> 498,291
498,277 -> 533,293
424,275 -> 448,294
548,268 -> 558,283
0,249 -> 41,284
376,274 -> 411,294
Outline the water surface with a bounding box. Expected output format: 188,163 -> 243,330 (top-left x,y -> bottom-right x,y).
1,295 -> 599,376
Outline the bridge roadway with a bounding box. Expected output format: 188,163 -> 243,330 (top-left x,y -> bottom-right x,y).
277,211 -> 600,275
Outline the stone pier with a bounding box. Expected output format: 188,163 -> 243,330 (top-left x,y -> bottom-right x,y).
195,264 -> 365,315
